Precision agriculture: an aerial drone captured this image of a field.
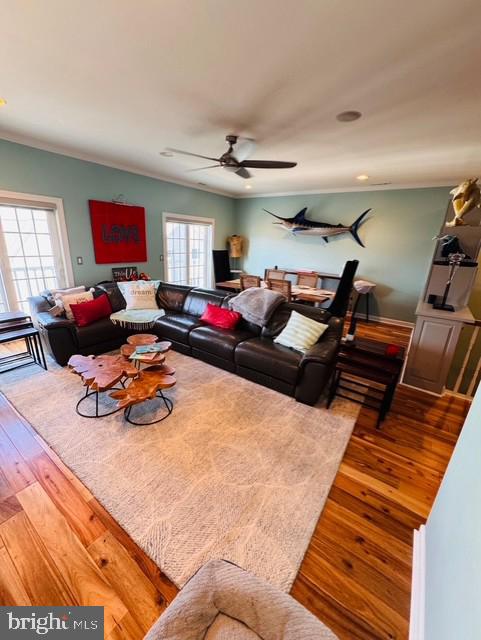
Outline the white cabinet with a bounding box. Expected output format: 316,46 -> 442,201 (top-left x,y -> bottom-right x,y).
403,303 -> 474,394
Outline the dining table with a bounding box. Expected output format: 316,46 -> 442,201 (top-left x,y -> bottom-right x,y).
215,278 -> 335,304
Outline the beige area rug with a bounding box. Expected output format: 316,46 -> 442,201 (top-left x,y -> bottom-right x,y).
0,351 -> 358,592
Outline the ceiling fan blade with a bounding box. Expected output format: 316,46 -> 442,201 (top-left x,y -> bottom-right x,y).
240,160 -> 297,169
186,165 -> 222,172
166,148 -> 219,162
235,167 -> 251,179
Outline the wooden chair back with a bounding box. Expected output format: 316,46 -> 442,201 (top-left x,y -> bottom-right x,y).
240,275 -> 261,290
266,278 -> 292,302
297,272 -> 318,288
264,269 -> 286,281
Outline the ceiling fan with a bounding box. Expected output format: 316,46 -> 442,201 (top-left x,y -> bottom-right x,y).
165,134 -> 297,180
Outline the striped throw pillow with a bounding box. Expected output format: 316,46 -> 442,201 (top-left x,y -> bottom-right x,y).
274,310 -> 328,353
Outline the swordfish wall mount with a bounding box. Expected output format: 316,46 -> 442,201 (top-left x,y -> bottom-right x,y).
263,207 -> 372,247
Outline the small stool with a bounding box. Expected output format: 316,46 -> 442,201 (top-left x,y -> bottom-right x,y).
351,280 -> 376,323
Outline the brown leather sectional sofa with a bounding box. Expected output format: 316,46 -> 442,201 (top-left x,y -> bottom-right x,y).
29,261 -> 357,406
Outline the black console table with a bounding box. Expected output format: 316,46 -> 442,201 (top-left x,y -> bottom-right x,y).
327,337 -> 405,428
0,311 -> 47,373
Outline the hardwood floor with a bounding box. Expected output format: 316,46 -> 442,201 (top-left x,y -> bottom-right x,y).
0,321 -> 471,639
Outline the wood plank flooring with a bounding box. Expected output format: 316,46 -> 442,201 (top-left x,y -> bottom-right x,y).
0,321 -> 471,639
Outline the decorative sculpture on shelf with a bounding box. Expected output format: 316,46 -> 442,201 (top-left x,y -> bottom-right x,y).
431,252 -> 465,312
434,234 -> 471,260
446,177 -> 480,227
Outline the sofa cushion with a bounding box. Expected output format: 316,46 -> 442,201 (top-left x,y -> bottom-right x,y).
235,337 -> 302,384
76,317 -> 128,348
157,282 -> 192,312
182,289 -> 227,317
155,313 -> 203,344
190,326 -> 255,360
96,282 -> 126,312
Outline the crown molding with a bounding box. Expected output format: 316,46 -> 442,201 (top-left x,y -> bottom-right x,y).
1,131 -> 455,201
233,182 -> 454,199
0,131 -> 232,198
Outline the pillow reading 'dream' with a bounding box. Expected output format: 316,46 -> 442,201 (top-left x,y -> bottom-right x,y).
117,280 -> 159,310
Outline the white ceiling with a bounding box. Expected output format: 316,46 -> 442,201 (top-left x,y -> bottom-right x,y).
1,0 -> 480,197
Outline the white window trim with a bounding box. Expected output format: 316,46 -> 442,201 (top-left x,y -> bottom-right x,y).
0,189 -> 75,289
162,212 -> 215,287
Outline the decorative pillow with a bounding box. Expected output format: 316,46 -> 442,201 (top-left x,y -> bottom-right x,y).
50,285 -> 86,298
117,280 -> 159,310
273,310 -> 328,353
54,290 -> 94,320
70,294 -> 112,327
201,303 -> 241,330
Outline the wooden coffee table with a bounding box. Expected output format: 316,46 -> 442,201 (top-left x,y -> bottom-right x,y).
68,346 -> 177,424
120,340 -> 172,369
68,354 -> 138,418
110,365 -> 176,425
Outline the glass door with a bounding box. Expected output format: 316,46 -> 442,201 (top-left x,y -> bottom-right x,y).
0,205 -> 67,312
164,215 -> 214,288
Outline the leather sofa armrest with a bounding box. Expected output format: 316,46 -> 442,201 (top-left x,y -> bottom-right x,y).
35,311 -> 76,330
300,317 -> 343,367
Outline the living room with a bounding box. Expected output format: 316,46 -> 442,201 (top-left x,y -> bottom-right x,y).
0,2 -> 480,639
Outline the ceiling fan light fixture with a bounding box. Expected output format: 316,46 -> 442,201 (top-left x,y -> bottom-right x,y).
356,174 -> 369,181
245,184 -> 252,190
336,110 -> 362,122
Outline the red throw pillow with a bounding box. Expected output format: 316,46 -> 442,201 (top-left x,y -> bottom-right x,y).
200,303 -> 241,330
70,293 -> 112,327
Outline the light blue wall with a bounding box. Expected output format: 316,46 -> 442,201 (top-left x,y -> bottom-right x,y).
235,188 -> 451,321
1,138 -> 451,321
0,139 -> 235,285
424,386 -> 481,639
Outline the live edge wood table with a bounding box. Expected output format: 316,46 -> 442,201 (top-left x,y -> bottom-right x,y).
68,347 -> 176,425
327,337 -> 405,428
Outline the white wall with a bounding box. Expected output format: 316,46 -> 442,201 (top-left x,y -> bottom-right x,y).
424,386 -> 481,639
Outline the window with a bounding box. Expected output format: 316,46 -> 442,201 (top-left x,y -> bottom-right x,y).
0,192 -> 73,313
163,214 -> 214,288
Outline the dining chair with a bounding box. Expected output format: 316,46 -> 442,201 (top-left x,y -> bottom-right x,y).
266,278 -> 292,302
240,274 -> 261,290
264,269 -> 286,281
297,272 -> 318,288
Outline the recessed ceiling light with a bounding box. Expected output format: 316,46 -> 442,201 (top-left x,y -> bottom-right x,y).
245,184 -> 252,190
159,151 -> 174,157
336,110 -> 362,122
0,98 -> 7,108
356,174 -> 369,181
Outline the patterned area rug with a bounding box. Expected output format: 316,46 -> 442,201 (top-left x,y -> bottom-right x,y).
0,351 -> 358,591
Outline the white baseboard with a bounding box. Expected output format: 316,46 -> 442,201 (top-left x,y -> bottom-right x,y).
369,314 -> 415,329
410,524 -> 426,640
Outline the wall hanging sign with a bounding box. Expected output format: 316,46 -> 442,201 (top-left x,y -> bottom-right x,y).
112,266 -> 138,282
89,199 -> 147,264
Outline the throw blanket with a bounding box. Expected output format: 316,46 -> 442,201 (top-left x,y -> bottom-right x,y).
110,308 -> 165,330
229,288 -> 285,327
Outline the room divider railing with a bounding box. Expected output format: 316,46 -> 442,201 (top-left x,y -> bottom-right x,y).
446,319 -> 481,398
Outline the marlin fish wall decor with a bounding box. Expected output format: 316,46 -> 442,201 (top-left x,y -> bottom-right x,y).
263,207 -> 372,247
